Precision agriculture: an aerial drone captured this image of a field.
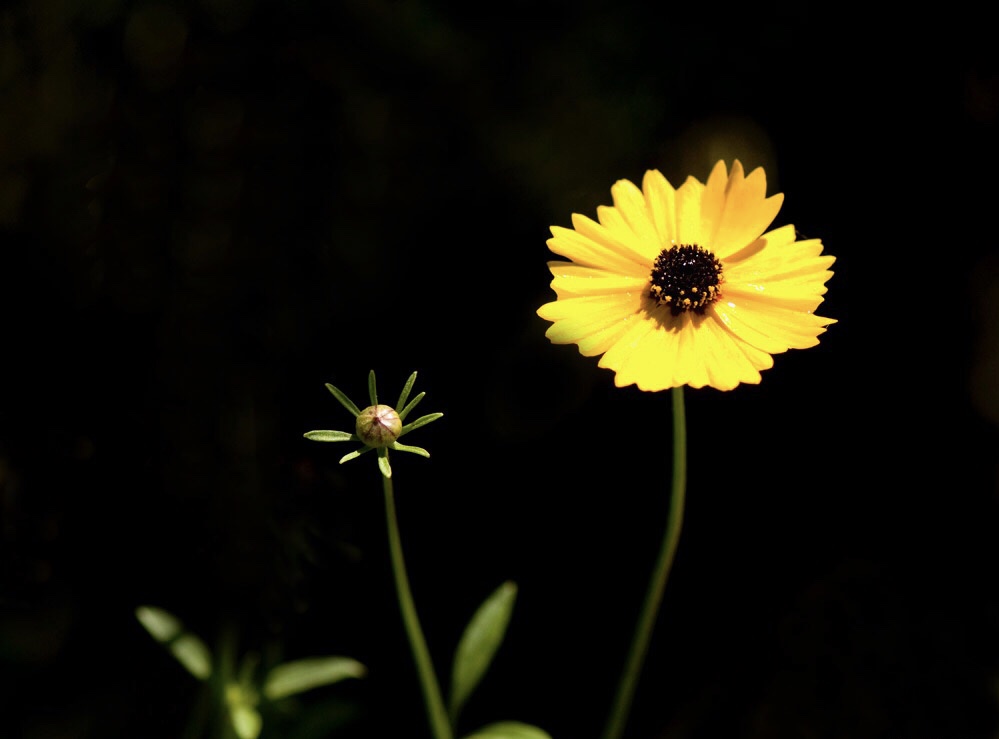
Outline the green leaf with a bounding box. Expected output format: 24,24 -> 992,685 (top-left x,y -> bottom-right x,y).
136,605 -> 181,642
325,383 -> 361,417
367,369 -> 378,406
263,656 -> 367,701
377,449 -> 392,478
399,391 -> 425,421
339,448 -> 370,464
389,441 -> 429,458
303,430 -> 355,442
229,703 -> 262,739
396,371 -> 418,414
170,634 -> 213,680
135,606 -> 212,680
402,412 -> 443,434
461,721 -> 552,739
449,581 -> 518,723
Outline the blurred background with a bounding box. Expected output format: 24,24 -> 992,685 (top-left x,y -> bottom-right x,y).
2,2 -> 999,738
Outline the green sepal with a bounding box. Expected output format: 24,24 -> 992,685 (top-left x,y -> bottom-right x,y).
396,371 -> 418,414
402,412 -> 443,434
303,430 -> 355,442
461,721 -> 552,739
367,369 -> 378,406
448,581 -> 518,724
390,441 -> 430,458
325,383 -> 361,417
339,447 -> 372,464
262,656 -> 367,701
399,391 -> 425,421
377,449 -> 392,478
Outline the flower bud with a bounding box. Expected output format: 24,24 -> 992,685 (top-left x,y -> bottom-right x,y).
355,404 -> 402,448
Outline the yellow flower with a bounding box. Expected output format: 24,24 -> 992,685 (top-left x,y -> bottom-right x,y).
537,160 -> 836,391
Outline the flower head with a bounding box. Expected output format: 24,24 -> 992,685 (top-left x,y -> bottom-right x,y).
536,160 -> 836,391
304,370 -> 442,478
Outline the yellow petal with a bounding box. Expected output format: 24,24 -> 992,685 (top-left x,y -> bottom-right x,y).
713,296 -> 835,352
608,177 -> 662,256
642,170 -> 678,246
697,315 -> 765,389
546,261 -> 650,297
537,292 -> 638,323
727,251 -> 835,288
674,174 -> 707,246
710,300 -> 803,354
547,222 -> 647,275
670,314 -> 710,388
539,293 -> 645,352
612,315 -> 686,391
591,205 -> 660,264
724,280 -> 832,314
605,310 -> 766,391
597,308 -> 660,377
558,214 -> 652,275
576,312 -> 644,356
723,224 -> 793,264
725,226 -> 834,277
722,227 -> 835,312
700,160 -> 784,259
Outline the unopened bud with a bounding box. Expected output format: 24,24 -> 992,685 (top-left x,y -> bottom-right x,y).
355,404 -> 402,448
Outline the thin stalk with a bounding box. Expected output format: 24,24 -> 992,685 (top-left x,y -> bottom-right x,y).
601,386 -> 687,739
382,469 -> 453,739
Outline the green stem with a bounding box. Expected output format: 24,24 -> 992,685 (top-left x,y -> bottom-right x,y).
382,469 -> 453,739
601,386 -> 687,739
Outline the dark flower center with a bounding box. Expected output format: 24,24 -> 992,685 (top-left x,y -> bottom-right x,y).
649,244 -> 723,315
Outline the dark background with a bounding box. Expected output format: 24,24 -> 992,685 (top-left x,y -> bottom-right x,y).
3,3 -> 999,738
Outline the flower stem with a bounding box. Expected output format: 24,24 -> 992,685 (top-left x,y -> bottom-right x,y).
382,470 -> 453,739
601,386 -> 687,739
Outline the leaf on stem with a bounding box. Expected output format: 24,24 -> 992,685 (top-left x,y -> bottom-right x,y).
226,687 -> 262,739
303,430 -> 355,442
449,581 -> 518,724
402,412 -> 443,434
135,605 -> 213,681
325,383 -> 361,417
377,449 -> 392,478
397,371 -> 418,413
389,441 -> 430,458
461,721 -> 552,739
399,391 -> 425,421
339,448 -> 372,464
263,656 -> 367,701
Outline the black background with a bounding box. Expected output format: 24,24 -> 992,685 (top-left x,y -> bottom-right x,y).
3,4 -> 999,739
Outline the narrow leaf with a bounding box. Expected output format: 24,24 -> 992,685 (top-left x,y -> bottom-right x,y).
399,391 -> 425,421
135,606 -> 212,680
449,581 -> 518,723
339,448 -> 370,464
461,721 -> 552,739
229,703 -> 262,739
303,430 -> 355,442
325,383 -> 361,417
136,605 -> 181,643
263,656 -> 367,701
390,441 -> 429,458
402,412 -> 443,434
171,634 -> 213,680
378,450 -> 392,478
396,371 -> 418,413
367,369 -> 378,405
